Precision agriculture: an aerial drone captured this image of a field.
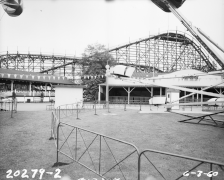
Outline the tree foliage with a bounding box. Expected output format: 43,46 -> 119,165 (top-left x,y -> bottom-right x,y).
80,43 -> 116,101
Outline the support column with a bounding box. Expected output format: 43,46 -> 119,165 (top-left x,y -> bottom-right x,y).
29,82 -> 32,96
184,91 -> 186,103
196,88 -> 199,102
11,80 -> 14,92
123,87 -> 135,105
145,87 -> 151,100
49,84 -> 52,97
151,87 -> 153,97
98,85 -> 101,102
128,87 -> 130,104
201,87 -> 203,106
105,65 -> 110,106
106,82 -> 109,103
45,83 -> 47,96
192,88 -> 194,102
160,87 -> 162,97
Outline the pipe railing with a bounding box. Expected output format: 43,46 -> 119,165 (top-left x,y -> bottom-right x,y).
54,122 -> 140,180
0,99 -> 17,112
50,101 -> 224,180
138,149 -> 224,180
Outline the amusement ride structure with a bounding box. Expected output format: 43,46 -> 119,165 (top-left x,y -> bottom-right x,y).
0,0 -> 23,17
1,1 -> 224,179
1,0 -> 224,82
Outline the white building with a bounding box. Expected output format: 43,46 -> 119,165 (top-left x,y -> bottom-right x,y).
98,68 -> 224,104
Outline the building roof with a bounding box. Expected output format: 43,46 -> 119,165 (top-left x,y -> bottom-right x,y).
99,69 -> 224,88
53,85 -> 86,88
0,68 -> 74,85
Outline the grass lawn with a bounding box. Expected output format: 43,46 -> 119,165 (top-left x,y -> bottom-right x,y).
0,106 -> 224,180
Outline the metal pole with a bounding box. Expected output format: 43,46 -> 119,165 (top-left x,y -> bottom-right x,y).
138,152 -> 141,180
76,103 -> 80,120
106,76 -> 109,107
94,101 -> 97,115
50,113 -> 53,139
66,104 -> 67,117
140,100 -> 142,111
75,128 -> 77,160
14,99 -> 17,113
107,101 -> 110,113
56,123 -> 60,164
99,135 -> 101,174
210,163 -> 213,180
124,101 -> 126,111
105,64 -> 110,108
58,106 -> 61,122
11,101 -> 13,118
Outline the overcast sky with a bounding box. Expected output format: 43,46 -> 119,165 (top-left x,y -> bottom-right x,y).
0,0 -> 224,58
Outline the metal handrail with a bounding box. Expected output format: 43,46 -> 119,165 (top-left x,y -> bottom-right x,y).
138,149 -> 224,180
50,100 -> 224,179
54,122 -> 140,180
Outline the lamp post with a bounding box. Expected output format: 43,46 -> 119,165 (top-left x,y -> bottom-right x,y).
105,64 -> 110,107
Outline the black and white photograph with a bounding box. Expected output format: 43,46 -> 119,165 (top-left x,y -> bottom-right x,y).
0,0 -> 224,180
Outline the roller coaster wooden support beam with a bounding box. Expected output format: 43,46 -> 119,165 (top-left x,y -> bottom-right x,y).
109,31 -> 215,72
40,60 -> 78,73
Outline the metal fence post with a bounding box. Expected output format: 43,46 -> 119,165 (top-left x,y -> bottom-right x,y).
56,123 -> 60,164
66,104 -> 67,117
99,135 -> 101,174
107,101 -> 110,113
59,106 -> 61,122
138,151 -> 141,180
94,101 -> 97,115
11,101 -> 13,118
76,103 -> 80,120
50,113 -> 53,139
210,163 -> 213,180
75,127 -> 77,160
14,100 -> 17,113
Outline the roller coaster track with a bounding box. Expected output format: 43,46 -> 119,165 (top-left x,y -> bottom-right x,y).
0,31 -> 218,80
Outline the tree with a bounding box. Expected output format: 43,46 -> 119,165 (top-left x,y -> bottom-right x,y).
80,43 -> 116,101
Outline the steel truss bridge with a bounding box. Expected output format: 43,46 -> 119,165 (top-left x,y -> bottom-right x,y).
0,31 -> 220,82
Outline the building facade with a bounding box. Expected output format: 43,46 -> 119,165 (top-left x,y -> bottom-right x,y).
98,69 -> 224,104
